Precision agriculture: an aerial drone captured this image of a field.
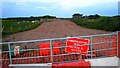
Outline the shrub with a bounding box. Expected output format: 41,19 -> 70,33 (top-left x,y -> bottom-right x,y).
69,16 -> 120,31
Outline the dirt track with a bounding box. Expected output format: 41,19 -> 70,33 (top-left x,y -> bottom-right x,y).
3,19 -> 109,42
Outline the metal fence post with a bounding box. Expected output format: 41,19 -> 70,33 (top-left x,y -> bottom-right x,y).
8,43 -> 12,64
90,36 -> 93,58
50,40 -> 53,63
1,27 -> 4,32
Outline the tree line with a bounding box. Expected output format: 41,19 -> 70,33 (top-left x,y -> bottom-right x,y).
2,15 -> 56,21
70,13 -> 120,31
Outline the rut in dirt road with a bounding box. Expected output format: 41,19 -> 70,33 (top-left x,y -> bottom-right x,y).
3,19 -> 108,42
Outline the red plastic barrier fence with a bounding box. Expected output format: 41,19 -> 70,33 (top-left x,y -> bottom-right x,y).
1,33 -> 119,66
52,60 -> 91,68
39,42 -> 62,63
118,31 -> 120,58
92,35 -> 117,57
39,42 -> 62,55
53,42 -> 61,54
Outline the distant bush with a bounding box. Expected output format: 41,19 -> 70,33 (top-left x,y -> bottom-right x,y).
69,16 -> 120,31
88,14 -> 100,19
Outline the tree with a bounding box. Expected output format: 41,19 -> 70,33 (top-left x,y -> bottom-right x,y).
88,14 -> 100,19
72,13 -> 83,18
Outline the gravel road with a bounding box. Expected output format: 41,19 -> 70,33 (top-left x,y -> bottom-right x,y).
3,19 -> 108,42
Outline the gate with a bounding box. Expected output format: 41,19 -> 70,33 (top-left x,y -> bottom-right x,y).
0,31 -> 120,67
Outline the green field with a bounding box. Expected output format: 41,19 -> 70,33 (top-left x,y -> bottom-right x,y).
69,16 -> 120,31
2,20 -> 42,37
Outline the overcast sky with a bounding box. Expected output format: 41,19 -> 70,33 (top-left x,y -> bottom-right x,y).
1,0 -> 120,18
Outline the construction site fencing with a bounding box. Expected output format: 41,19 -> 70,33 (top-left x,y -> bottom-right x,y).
0,31 -> 119,65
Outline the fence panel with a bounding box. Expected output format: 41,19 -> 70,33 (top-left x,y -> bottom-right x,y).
0,32 -> 119,66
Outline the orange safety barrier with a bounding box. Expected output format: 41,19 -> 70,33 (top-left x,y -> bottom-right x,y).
13,60 -> 17,64
39,42 -> 62,62
53,42 -> 61,54
109,50 -> 116,56
101,44 -> 106,49
24,59 -> 27,64
2,34 -> 119,65
23,53 -> 26,57
31,51 -> 34,57
112,42 -> 117,48
93,44 -> 99,50
118,32 -> 120,58
92,38 -> 96,43
101,50 -> 108,56
39,43 -> 50,63
26,52 -> 29,57
98,37 -> 103,42
19,56 -> 24,64
39,42 -> 62,55
109,35 -> 117,57
91,35 -> 117,57
39,43 -> 50,56
2,54 -> 5,64
60,55 -> 65,62
104,36 -> 109,42
4,54 -> 10,65
73,54 -> 77,60
67,54 -> 71,61
112,35 -> 117,41
53,42 -> 62,62
33,50 -> 37,56
52,60 -> 91,68
26,58 -> 31,64
37,57 -> 41,63
32,58 -> 37,63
